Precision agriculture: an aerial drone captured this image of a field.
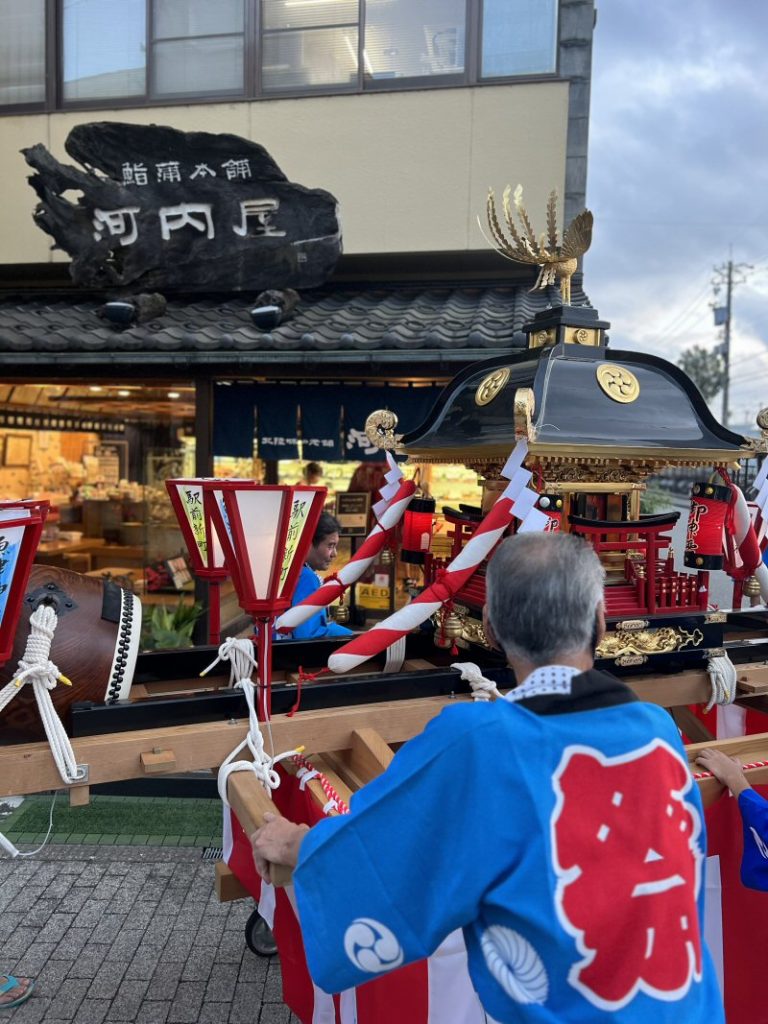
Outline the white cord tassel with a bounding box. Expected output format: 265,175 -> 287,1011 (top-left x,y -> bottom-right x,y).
383,636 -> 406,674
705,653 -> 738,713
451,661 -> 504,701
200,636 -> 258,687
0,604 -> 85,786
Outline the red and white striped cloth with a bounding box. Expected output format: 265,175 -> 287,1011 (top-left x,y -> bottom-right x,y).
684,691 -> 768,1022
223,767 -> 487,1023
328,440 -> 549,674
704,779 -> 768,1024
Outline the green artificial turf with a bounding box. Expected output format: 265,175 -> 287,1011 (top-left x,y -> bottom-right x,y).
3,795 -> 222,846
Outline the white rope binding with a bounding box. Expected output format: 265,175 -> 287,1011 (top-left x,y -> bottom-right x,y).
200,636 -> 260,688
705,652 -> 738,713
214,640 -> 303,808
451,661 -> 505,702
0,604 -> 85,786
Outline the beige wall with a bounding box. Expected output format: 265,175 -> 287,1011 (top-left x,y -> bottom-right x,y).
0,82 -> 569,264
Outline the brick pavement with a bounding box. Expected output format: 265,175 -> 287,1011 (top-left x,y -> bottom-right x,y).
1,845 -> 300,1023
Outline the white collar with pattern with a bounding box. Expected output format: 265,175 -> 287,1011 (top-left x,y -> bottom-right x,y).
504,664 -> 583,703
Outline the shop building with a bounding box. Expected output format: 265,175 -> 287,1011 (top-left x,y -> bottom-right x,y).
0,0 -> 595,643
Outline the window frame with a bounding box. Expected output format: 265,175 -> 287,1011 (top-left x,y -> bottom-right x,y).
0,0 -> 561,115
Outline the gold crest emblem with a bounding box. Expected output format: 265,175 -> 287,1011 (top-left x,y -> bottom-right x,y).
475,367 -> 510,406
596,364 -> 640,404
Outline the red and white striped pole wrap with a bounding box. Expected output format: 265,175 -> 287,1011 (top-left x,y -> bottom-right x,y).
274,478 -> 417,633
693,758 -> 768,781
292,752 -> 350,815
328,442 -> 545,674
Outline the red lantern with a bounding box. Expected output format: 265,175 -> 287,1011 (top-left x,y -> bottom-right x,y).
202,482 -> 327,718
166,479 -> 228,645
684,481 -> 730,570
535,493 -> 563,532
401,497 -> 436,564
0,500 -> 49,668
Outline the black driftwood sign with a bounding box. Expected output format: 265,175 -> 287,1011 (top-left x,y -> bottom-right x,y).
23,122 -> 341,291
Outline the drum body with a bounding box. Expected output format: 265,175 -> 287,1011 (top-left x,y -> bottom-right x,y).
0,565 -> 141,743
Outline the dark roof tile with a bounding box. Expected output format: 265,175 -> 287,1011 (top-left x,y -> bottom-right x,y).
0,278 -> 590,361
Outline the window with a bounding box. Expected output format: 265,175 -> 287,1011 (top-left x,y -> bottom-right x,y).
363,0 -> 466,83
481,0 -> 557,78
63,0 -> 146,101
152,0 -> 246,97
0,0 -> 560,111
0,0 -> 46,106
261,0 -> 359,92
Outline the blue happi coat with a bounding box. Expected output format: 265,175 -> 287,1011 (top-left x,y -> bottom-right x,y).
293,669 -> 724,1023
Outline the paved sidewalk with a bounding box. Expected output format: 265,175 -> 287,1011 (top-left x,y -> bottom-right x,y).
1,844 -> 300,1023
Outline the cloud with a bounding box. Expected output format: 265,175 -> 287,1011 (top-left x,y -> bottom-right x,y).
585,0 -> 768,423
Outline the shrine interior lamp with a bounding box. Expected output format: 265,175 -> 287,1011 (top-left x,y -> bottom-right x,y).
401,496 -> 437,565
0,500 -> 50,668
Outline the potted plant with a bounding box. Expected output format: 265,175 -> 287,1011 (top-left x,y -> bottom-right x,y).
142,600 -> 204,651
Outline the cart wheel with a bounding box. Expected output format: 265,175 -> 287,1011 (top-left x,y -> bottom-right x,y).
245,908 -> 278,957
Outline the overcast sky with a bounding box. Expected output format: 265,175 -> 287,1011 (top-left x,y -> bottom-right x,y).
585,0 -> 768,429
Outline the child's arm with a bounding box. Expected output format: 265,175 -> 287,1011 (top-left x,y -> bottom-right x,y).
695,748 -> 752,797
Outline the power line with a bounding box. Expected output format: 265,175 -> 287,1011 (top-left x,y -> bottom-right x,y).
660,307 -> 711,344
654,278 -> 712,340
727,348 -> 768,373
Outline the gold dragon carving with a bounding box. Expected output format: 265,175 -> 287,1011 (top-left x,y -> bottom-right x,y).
597,626 -> 704,660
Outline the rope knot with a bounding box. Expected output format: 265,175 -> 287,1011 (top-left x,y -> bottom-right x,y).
14,660 -> 61,690
320,572 -> 346,593
200,636 -> 258,685
706,653 -> 738,712
0,603 -> 82,786
451,661 -> 504,701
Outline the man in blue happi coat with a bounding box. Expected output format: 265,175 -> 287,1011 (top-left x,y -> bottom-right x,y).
280,512 -> 353,640
252,532 -> 724,1022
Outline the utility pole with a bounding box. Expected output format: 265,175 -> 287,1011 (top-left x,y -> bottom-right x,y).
712,256 -> 752,427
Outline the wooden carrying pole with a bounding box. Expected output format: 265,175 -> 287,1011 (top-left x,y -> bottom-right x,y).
228,728 -> 396,888
0,695 -> 459,799
226,771 -> 294,888
686,733 -> 768,808
4,664 -> 768,801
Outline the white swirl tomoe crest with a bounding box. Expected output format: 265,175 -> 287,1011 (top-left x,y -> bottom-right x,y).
343,918 -> 404,974
480,925 -> 549,1005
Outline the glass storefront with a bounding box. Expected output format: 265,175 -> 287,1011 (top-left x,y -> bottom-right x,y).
3,379 -> 481,649
0,378 -> 206,651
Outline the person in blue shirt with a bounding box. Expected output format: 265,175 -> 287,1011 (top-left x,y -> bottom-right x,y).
252,532 -> 724,1023
696,746 -> 768,891
284,512 -> 353,640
